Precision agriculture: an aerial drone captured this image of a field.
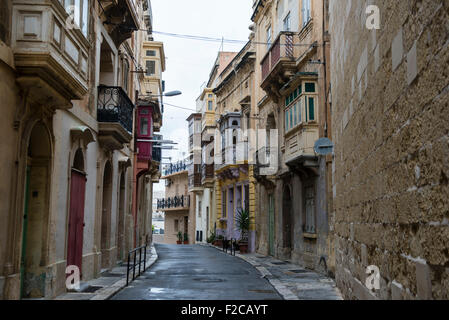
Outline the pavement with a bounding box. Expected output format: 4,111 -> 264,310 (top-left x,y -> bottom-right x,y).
54,246 -> 158,300
111,243 -> 282,300
218,246 -> 343,300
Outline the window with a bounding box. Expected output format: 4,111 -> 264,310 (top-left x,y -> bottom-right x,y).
198,201 -> 202,217
140,117 -> 148,135
284,81 -> 317,132
208,100 -> 213,110
208,94 -> 213,98
305,185 -> 315,233
305,82 -> 316,92
64,0 -> 89,37
222,189 -> 227,218
123,60 -> 129,93
283,12 -> 291,31
146,50 -> 156,56
266,25 -> 272,49
174,219 -> 179,231
146,60 -> 156,76
302,0 -> 312,27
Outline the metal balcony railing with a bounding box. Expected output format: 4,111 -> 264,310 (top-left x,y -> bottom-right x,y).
97,85 -> 135,133
157,195 -> 190,210
163,161 -> 188,176
261,32 -> 295,80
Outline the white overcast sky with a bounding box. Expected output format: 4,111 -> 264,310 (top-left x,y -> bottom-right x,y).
151,0 -> 253,192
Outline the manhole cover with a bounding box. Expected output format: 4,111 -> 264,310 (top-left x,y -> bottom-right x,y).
82,286 -> 103,293
289,269 -> 308,274
248,289 -> 275,294
193,278 -> 224,283
271,262 -> 287,265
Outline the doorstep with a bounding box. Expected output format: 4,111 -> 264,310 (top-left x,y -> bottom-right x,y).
54,245 -> 158,300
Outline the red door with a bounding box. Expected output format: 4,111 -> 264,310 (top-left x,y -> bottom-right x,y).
67,170 -> 87,275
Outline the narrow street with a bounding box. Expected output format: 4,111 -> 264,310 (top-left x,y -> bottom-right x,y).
112,244 -> 282,300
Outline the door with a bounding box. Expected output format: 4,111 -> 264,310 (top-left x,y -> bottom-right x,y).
20,166 -> 30,298
268,194 -> 275,256
67,170 -> 87,275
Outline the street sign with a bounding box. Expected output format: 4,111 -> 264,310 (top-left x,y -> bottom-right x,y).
314,138 -> 334,155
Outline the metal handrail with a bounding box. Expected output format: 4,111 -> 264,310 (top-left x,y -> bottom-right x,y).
222,238 -> 237,256
126,244 -> 149,286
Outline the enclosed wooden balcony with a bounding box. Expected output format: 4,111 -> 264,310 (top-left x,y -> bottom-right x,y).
97,85 -> 135,150
201,164 -> 214,187
11,0 -> 89,108
189,164 -> 203,192
260,32 -> 297,97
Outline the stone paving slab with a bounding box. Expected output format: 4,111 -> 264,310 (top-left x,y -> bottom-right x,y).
54,246 -> 158,300
204,244 -> 343,300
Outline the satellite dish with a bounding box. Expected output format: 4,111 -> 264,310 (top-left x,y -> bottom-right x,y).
314,138 -> 334,155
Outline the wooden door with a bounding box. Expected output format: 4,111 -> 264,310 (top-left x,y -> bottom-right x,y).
67,170 -> 87,275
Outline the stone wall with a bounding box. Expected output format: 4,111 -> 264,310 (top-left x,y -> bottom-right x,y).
330,0 -> 449,299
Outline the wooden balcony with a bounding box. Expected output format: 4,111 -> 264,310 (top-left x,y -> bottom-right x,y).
188,168 -> 202,193
201,164 -> 214,187
11,0 -> 89,108
260,32 -> 297,97
97,85 -> 135,150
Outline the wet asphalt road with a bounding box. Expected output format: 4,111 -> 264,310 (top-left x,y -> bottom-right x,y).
112,243 -> 282,300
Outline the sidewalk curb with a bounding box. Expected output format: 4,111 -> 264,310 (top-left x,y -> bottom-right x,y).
90,245 -> 159,300
200,243 -> 297,300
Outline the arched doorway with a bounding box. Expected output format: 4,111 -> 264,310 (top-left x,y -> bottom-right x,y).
20,122 -> 51,299
117,171 -> 126,261
282,185 -> 293,250
67,149 -> 87,276
101,161 -> 113,269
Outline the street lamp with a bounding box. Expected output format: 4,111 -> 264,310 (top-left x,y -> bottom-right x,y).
140,90 -> 182,98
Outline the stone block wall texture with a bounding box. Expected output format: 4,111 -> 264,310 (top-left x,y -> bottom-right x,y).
330,0 -> 449,299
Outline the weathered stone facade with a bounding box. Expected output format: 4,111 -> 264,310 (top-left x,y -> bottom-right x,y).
330,0 -> 449,299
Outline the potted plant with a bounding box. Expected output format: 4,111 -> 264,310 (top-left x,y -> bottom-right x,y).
183,232 -> 189,244
235,207 -> 250,254
207,229 -> 216,244
176,231 -> 183,244
215,235 -> 224,247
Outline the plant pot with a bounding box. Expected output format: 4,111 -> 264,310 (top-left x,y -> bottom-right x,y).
176,241 -> 182,244
183,241 -> 189,244
238,242 -> 248,254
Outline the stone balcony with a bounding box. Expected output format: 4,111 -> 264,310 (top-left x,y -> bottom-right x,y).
99,0 -> 139,47
11,0 -> 89,108
97,85 -> 135,150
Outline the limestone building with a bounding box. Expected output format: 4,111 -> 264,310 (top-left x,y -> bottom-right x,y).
251,0 -> 333,273
0,0 -> 165,299
157,159 -> 195,245
330,0 -> 449,299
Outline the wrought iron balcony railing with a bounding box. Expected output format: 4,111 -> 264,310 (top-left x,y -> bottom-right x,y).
163,161 -> 188,176
97,85 -> 135,133
157,195 -> 190,210
261,31 -> 295,82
